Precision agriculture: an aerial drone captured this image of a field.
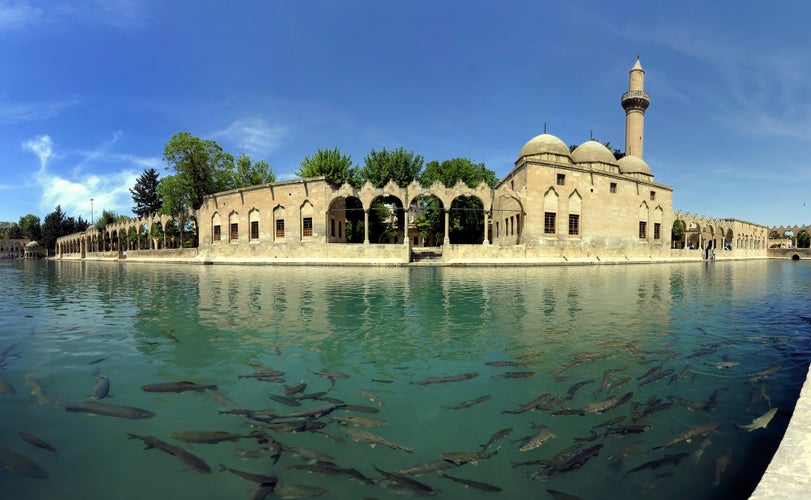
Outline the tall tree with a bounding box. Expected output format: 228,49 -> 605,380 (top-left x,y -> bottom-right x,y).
420,158 -> 497,188
228,153 -> 275,188
18,214 -> 42,241
162,132 -> 234,210
41,206 -> 66,251
95,210 -> 118,230
130,168 -> 163,217
359,147 -> 423,188
297,147 -> 359,187
156,174 -> 191,217
6,224 -> 23,239
798,229 -> 810,249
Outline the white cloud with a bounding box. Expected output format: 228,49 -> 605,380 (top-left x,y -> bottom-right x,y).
22,134 -> 53,172
214,117 -> 288,159
0,98 -> 79,123
0,1 -> 42,32
22,132 -> 160,219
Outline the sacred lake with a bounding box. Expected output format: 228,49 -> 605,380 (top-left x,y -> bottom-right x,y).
0,259 -> 809,499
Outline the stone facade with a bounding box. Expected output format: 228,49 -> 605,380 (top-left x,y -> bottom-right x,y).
55,57 -> 771,265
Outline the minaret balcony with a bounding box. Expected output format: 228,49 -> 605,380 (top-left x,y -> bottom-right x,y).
621,90 -> 650,111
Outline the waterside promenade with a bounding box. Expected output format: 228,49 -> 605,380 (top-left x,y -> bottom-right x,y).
750,363 -> 811,498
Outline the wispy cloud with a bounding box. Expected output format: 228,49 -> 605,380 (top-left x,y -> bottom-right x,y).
0,0 -> 146,33
22,132 -> 159,218
213,117 -> 288,160
0,98 -> 79,123
0,1 -> 42,32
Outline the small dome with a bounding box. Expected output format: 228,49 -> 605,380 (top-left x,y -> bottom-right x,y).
571,140 -> 618,165
26,240 -> 42,248
517,133 -> 571,160
617,155 -> 652,175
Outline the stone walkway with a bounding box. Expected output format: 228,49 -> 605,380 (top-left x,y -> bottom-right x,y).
749,363 -> 811,498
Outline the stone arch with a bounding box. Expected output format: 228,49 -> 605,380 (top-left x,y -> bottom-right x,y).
449,194 -> 486,244
408,194 -> 445,247
543,187 -> 559,235
273,205 -> 286,241
248,208 -> 261,241
568,191 -> 582,237
369,194 -> 405,244
327,195 -> 363,243
228,211 -> 239,242
493,194 -> 522,244
301,200 -> 314,239
212,212 -> 223,242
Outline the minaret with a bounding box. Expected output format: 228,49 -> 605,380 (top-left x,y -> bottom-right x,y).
621,57 -> 650,159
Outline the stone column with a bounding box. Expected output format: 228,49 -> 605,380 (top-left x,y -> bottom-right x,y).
483,211 -> 490,244
443,209 -> 450,245
363,210 -> 370,244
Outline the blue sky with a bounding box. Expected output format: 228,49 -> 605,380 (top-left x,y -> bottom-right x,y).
1,0 -> 809,228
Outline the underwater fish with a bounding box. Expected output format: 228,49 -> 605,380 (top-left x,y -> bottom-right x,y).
17,432 -> 57,455
480,427 -> 513,450
413,372 -> 479,385
440,448 -> 498,466
127,433 -> 210,474
735,408 -> 778,431
713,449 -> 732,486
373,465 -> 434,494
219,464 -> 277,485
441,473 -> 502,492
654,422 -> 720,450
0,373 -> 15,395
445,394 -> 491,410
358,389 -> 385,407
140,380 -> 217,392
170,430 -> 264,444
92,371 -> 110,399
748,364 -> 781,383
62,400 -> 155,419
515,425 -> 555,452
342,427 -> 413,453
623,452 -> 689,478
0,442 -> 49,479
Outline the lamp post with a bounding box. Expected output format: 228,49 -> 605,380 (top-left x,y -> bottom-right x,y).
90,198 -> 94,224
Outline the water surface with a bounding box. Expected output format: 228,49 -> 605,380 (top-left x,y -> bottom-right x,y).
0,260 -> 809,499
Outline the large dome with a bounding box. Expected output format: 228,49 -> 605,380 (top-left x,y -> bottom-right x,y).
617,155 -> 652,176
571,140 -> 618,165
517,133 -> 571,160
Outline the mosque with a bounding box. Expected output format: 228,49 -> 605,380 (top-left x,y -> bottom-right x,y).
55,58 -> 770,264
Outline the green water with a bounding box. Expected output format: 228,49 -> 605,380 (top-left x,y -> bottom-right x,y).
0,260 -> 809,499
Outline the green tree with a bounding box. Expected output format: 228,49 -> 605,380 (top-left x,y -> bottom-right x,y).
95,210 -> 118,231
228,153 -> 275,188
359,147 -> 423,188
41,205 -> 87,252
156,174 -> 191,217
798,230 -> 810,248
162,132 -> 234,210
420,157 -> 497,189
768,230 -> 780,239
18,214 -> 42,241
417,158 -> 496,244
297,147 -> 359,187
130,168 -> 163,217
7,224 -> 23,239
671,219 -> 685,242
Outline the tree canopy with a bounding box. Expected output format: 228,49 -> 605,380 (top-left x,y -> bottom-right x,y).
420,157 -> 497,188
297,147 -> 359,187
798,229 -> 810,248
229,153 -> 275,188
162,132 -> 235,210
358,147 -> 423,188
130,168 -> 163,217
41,206 -> 89,251
18,214 -> 42,241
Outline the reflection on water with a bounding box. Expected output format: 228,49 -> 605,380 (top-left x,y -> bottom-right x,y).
0,260 -> 810,499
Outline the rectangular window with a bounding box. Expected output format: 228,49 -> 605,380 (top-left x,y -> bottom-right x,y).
276,219 -> 285,238
569,214 -> 580,236
213,225 -> 221,241
556,173 -> 565,186
495,221 -> 499,237
250,220 -> 259,240
654,222 -> 661,240
544,212 -> 556,234
230,223 -> 238,241
515,214 -> 520,234
330,219 -> 335,238
610,182 -> 617,194
650,191 -> 656,201
639,221 -> 647,239
303,217 -> 313,237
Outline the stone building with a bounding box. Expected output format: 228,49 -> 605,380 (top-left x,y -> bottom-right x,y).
0,239 -> 29,259
56,57 -> 769,264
